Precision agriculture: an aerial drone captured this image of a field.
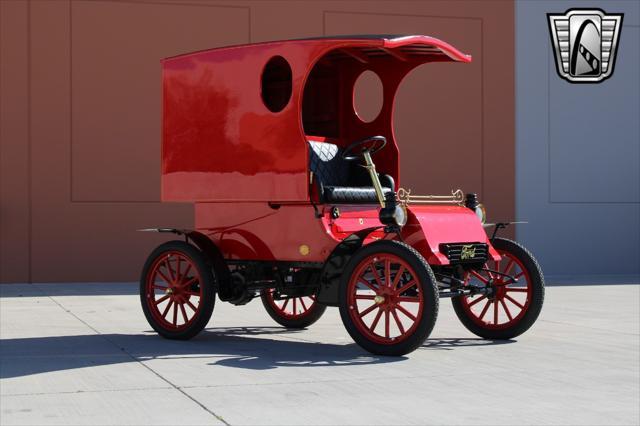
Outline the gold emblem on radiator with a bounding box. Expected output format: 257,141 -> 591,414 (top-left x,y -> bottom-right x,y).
460,245 -> 476,260
299,245 -> 310,256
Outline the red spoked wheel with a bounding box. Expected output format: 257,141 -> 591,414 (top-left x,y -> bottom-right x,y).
452,237 -> 545,340
261,290 -> 326,328
140,241 -> 215,340
339,240 -> 438,356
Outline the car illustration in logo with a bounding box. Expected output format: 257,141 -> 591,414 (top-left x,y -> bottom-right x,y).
548,9 -> 623,83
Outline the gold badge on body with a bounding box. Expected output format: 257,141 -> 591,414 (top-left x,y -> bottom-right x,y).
460,245 -> 476,260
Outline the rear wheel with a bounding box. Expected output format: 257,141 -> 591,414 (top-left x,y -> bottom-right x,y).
452,238 -> 545,339
261,290 -> 326,328
339,240 -> 438,356
140,241 -> 215,340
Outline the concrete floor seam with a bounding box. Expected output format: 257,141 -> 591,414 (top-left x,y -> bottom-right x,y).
33,284 -> 232,426
2,284 -> 636,425
0,386 -> 175,398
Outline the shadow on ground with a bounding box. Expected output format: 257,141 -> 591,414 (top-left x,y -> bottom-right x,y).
0,326 -> 513,379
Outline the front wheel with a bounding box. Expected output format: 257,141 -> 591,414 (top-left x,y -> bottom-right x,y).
261,290 -> 326,328
452,237 -> 545,340
339,240 -> 439,356
140,241 -> 216,340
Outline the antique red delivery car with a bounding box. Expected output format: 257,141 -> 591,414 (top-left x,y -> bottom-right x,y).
140,35 -> 545,356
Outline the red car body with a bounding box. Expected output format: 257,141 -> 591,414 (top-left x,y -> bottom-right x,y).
140,35 -> 544,356
160,35 -> 498,265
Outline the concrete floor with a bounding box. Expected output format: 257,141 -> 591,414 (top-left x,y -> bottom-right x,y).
0,283 -> 638,426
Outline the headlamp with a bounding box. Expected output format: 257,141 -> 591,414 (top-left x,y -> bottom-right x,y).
393,204 -> 408,226
465,192 -> 487,224
474,203 -> 487,224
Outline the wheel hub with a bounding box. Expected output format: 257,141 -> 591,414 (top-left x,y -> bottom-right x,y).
374,287 -> 400,310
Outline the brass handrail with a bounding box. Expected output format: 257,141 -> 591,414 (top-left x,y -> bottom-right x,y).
397,188 -> 464,205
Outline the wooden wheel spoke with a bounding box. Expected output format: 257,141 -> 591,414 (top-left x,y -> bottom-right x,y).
504,294 -> 525,309
293,298 -> 297,315
384,260 -> 391,288
172,303 -> 178,326
154,294 -> 170,305
467,295 -> 486,308
369,308 -> 383,332
175,257 -> 182,281
181,262 -> 192,281
500,299 -> 513,321
392,309 -> 405,334
391,265 -> 406,291
164,259 -> 175,282
502,259 -> 515,276
478,300 -> 491,321
185,299 -> 198,312
493,299 -> 499,324
184,290 -> 201,297
507,287 -> 528,293
395,280 -> 417,296
397,296 -> 420,303
470,269 -> 489,284
281,298 -> 289,312
384,310 -> 390,338
488,261 -> 498,280
162,300 -> 173,319
299,297 -> 308,311
179,277 -> 198,288
369,263 -> 384,288
157,270 -> 172,285
359,303 -> 378,318
179,303 -> 189,323
355,294 -> 377,300
359,279 -> 378,293
396,304 -> 416,322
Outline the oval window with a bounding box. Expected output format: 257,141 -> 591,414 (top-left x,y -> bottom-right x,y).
261,56 -> 292,113
353,70 -> 383,123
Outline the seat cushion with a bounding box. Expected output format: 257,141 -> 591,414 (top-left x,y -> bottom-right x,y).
323,185 -> 393,204
308,141 -> 349,186
308,140 -> 394,204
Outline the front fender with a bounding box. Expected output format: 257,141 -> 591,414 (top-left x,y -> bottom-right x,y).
315,226 -> 382,306
401,205 -> 500,265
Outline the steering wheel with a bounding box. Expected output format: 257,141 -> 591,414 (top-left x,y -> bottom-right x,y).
341,136 -> 387,161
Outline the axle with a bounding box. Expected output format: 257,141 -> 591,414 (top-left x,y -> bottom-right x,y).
438,287 -> 491,298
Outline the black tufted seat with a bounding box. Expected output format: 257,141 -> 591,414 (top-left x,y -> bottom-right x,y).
308,140 -> 394,204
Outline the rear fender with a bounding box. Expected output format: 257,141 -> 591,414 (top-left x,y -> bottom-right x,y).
139,228 -> 232,293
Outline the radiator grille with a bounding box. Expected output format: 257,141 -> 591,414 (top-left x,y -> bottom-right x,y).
440,243 -> 488,264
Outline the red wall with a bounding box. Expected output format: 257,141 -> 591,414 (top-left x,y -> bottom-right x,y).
0,0 -> 514,283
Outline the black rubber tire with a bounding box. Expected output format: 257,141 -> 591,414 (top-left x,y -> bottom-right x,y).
140,240 -> 216,340
339,240 -> 439,356
261,292 -> 327,329
452,237 -> 545,340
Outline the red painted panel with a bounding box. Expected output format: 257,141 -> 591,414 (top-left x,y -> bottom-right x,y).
161,43 -> 316,202
195,202 -> 340,261
161,36 -> 470,202
401,205 -> 500,265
